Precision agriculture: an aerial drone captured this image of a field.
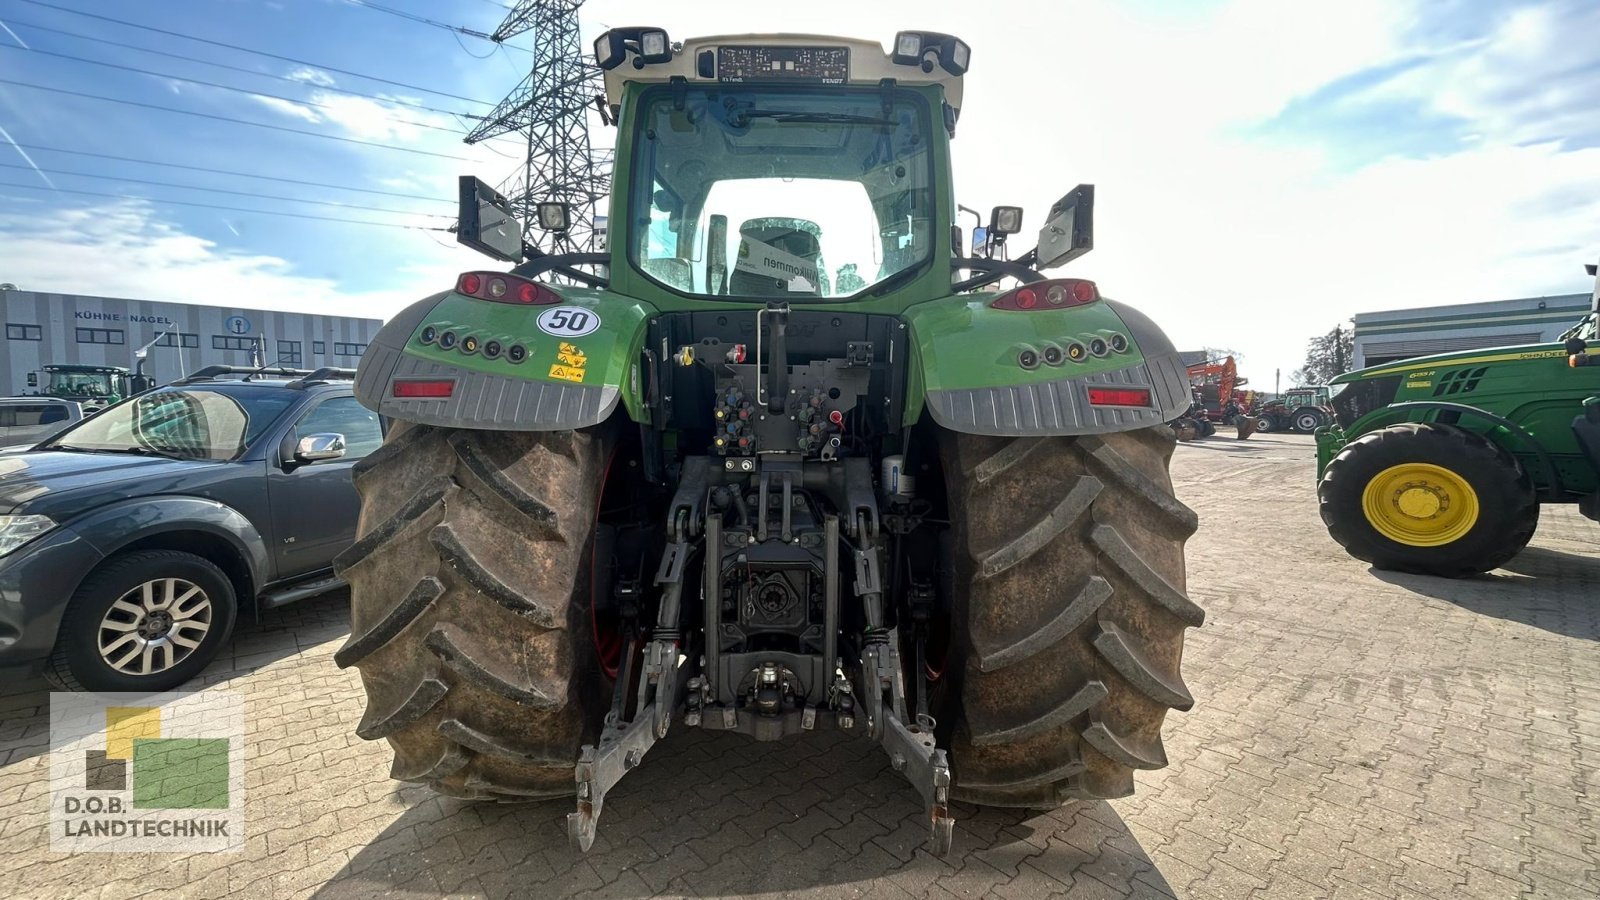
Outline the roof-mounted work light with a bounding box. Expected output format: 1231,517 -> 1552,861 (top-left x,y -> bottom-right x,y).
891,31 -> 971,76
594,27 -> 673,71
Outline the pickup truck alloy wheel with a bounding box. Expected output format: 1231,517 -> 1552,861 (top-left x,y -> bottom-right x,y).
46,550 -> 238,693
98,578 -> 213,676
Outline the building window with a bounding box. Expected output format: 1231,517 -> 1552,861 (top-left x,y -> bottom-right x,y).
155,332 -> 200,349
6,323 -> 42,341
213,335 -> 260,352
277,340 -> 303,365
334,342 -> 368,357
76,327 -> 125,345
313,341 -> 326,355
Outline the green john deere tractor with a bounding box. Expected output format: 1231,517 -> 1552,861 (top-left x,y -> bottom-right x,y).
1317,258 -> 1600,577
336,29 -> 1203,855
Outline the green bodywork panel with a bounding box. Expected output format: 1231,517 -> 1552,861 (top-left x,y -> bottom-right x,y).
899,294 -> 1149,424
1316,337 -> 1600,497
403,289 -> 658,422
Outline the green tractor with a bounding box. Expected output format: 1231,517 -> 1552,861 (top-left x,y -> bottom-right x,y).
38,364 -> 154,412
336,29 -> 1203,855
1254,386 -> 1332,434
1317,258 -> 1600,577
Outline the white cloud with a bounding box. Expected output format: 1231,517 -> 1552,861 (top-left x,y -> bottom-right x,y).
250,95 -> 321,124
0,199 -> 478,322
286,67 -> 336,88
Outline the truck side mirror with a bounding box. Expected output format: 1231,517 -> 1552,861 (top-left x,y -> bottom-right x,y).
1036,184 -> 1094,269
294,433 -> 347,463
457,175 -> 525,262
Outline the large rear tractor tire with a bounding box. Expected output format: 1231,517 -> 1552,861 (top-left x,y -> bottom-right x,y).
1318,422 -> 1538,577
941,427 -> 1204,806
333,422 -> 607,800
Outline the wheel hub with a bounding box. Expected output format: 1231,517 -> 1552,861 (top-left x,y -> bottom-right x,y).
138,610 -> 175,639
1395,484 -> 1445,519
97,577 -> 213,676
1360,462 -> 1480,547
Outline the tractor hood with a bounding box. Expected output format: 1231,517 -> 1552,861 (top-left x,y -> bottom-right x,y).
1331,339 -> 1573,384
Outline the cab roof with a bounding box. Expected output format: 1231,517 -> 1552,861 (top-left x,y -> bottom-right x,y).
601,32 -> 966,116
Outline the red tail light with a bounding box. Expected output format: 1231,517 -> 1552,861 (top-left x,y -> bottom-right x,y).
393,379 -> 455,398
991,279 -> 1098,311
1087,387 -> 1151,407
456,271 -> 561,305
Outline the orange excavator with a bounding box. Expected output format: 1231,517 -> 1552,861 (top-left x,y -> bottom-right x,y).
1171,356 -> 1255,440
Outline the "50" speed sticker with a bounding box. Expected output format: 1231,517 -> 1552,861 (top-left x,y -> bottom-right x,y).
536,306 -> 601,337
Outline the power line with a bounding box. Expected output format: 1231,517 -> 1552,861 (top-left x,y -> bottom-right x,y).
3,142 -> 453,203
12,0 -> 494,106
0,161 -> 452,217
342,0 -> 530,53
0,180 -> 454,231
0,43 -> 474,138
0,14 -> 489,121
0,78 -> 475,161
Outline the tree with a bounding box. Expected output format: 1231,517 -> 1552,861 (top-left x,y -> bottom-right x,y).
1291,325 -> 1354,386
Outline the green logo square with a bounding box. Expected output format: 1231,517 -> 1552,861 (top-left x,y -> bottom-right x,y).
131,738 -> 230,810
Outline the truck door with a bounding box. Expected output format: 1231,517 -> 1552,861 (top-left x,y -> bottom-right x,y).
265,395 -> 385,580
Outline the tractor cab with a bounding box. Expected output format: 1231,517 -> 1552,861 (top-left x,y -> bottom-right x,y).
41,365 -> 130,410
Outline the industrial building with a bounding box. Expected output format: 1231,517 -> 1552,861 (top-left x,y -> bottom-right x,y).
1,287 -> 382,397
1351,293 -> 1592,370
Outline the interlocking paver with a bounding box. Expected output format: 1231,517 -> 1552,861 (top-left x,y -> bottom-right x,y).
2,433 -> 1597,897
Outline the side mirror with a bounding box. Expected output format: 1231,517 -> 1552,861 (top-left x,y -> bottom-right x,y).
457,175 -> 524,262
537,202 -> 572,233
294,433 -> 346,463
1037,184 -> 1094,269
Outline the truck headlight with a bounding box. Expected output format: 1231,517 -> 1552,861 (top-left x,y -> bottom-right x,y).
0,515 -> 55,558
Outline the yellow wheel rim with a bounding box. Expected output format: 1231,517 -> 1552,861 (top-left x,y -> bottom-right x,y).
1361,463 -> 1480,547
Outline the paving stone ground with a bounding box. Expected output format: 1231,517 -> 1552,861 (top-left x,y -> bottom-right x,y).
1,431 -> 1597,898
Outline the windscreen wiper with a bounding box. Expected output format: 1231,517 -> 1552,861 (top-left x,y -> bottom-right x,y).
48,444 -> 178,458
730,109 -> 893,127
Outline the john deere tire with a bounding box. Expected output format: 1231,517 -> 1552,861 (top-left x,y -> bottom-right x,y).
333,422 -> 607,800
941,427 -> 1203,807
1319,422 -> 1537,577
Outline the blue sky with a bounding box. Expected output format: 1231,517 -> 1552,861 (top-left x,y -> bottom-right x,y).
1,0 -> 1597,385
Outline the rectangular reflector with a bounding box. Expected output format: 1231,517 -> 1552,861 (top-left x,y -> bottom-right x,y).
393,380 -> 455,399
1087,387 -> 1151,407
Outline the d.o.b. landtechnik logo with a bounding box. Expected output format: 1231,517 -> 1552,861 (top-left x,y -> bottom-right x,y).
50,691 -> 244,852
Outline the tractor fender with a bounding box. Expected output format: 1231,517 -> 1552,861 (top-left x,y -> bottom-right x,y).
904,296 -> 1191,436
354,287 -> 656,431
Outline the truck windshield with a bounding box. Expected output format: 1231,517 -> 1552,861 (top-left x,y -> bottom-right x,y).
44,386 -> 298,460
629,85 -> 934,300
48,371 -> 115,396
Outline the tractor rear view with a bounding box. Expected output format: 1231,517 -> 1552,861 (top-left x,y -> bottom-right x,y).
1317,257 -> 1600,576
335,29 -> 1204,855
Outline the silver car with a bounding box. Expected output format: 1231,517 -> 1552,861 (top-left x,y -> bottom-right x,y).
0,398 -> 84,450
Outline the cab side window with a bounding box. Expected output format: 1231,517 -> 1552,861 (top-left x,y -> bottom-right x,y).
294,396 -> 384,459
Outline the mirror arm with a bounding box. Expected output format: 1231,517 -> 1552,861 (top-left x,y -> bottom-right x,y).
510,247 -> 611,288
950,253 -> 1047,293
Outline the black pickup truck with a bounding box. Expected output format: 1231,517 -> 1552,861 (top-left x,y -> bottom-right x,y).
0,367 -> 382,692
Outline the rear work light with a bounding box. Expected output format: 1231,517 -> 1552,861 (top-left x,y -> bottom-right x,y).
393,380 -> 455,399
990,279 -> 1098,311
1087,387 -> 1151,407
455,271 -> 561,305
